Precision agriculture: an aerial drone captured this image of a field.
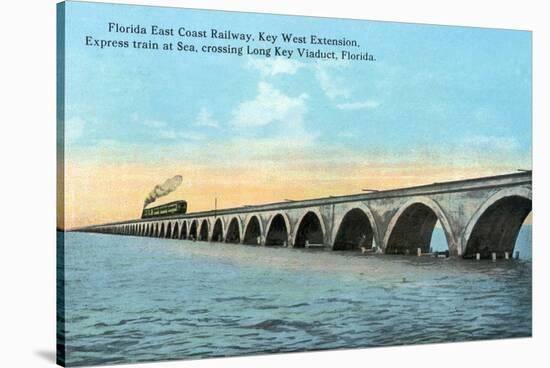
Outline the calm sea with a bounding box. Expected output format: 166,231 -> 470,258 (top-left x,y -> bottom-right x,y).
59,227 -> 532,366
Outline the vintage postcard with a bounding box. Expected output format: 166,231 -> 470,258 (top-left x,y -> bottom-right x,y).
57,1 -> 532,366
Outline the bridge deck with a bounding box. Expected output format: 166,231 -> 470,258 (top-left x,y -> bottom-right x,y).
75,171 -> 531,229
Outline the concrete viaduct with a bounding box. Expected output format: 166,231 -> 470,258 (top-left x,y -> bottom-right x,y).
78,171 -> 532,259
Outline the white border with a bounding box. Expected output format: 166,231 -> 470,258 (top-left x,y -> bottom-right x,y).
1,1 -> 548,367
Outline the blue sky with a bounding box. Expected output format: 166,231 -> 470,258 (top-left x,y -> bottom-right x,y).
63,1 -> 531,171
60,1 -> 533,229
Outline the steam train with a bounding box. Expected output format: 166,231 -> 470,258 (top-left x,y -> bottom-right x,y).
141,200 -> 187,219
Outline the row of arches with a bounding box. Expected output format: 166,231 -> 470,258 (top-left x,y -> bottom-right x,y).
94,191 -> 531,259
98,212 -> 323,248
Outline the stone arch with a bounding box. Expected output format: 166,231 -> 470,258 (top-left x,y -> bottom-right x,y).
188,220 -> 198,240
173,222 -> 180,239
180,221 -> 188,239
165,222 -> 172,238
333,207 -> 375,251
383,197 -> 457,255
212,218 -> 224,242
199,219 -> 209,241
265,212 -> 291,246
243,215 -> 263,245
159,223 -> 165,238
225,217 -> 242,243
293,210 -> 326,248
154,223 -> 159,237
462,187 -> 532,258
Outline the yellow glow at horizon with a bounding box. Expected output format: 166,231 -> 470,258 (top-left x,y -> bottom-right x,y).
60,160 -> 532,230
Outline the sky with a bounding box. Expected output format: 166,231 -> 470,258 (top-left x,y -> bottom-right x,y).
59,1 -> 532,229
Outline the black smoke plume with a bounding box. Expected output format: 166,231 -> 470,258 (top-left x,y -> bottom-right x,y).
144,175 -> 183,208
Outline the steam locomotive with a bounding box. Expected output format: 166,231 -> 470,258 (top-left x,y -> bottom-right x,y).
141,200 -> 187,219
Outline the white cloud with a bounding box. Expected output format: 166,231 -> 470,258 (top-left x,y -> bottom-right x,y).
246,57 -> 304,77
158,129 -> 204,141
337,100 -> 380,110
246,58 -> 381,115
313,60 -> 351,100
231,82 -> 308,128
462,135 -> 520,151
194,107 -> 219,128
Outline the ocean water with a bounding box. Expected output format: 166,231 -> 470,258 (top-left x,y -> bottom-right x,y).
430,223 -> 532,259
59,227 -> 532,366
